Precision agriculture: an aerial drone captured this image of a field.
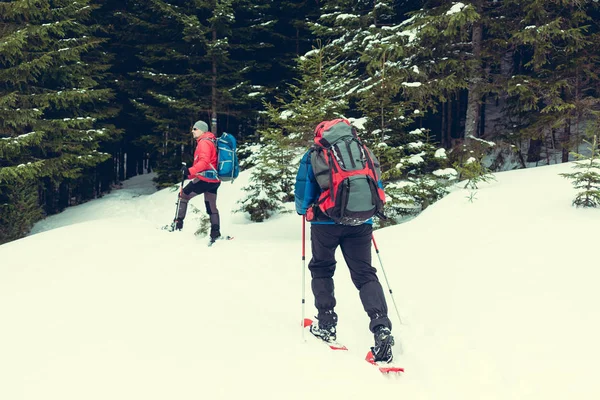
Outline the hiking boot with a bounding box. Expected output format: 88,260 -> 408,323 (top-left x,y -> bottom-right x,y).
210,224 -> 221,240
169,218 -> 183,231
310,321 -> 337,342
371,325 -> 394,363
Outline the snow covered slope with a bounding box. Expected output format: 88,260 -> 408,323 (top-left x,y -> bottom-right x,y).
1,163 -> 599,400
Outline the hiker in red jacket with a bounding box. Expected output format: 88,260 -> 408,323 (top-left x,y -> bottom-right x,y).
172,120 -> 221,241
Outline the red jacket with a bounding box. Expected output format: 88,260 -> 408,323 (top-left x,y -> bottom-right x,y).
188,132 -> 219,183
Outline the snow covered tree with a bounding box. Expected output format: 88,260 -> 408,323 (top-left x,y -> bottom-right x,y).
308,1 -> 457,223
0,181 -> 44,244
504,0 -> 600,164
561,134 -> 600,208
106,0 -> 288,187
106,0 -> 210,187
310,0 -> 398,102
377,128 -> 456,222
237,46 -> 352,221
452,137 -> 496,189
235,139 -> 297,222
399,2 -> 481,140
0,0 -> 117,242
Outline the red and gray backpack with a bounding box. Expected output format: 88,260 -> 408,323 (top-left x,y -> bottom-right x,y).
309,119 -> 386,225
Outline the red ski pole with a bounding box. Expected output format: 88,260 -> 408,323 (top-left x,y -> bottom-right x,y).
301,215 -> 307,341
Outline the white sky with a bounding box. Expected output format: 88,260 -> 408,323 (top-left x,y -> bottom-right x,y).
1,162 -> 599,399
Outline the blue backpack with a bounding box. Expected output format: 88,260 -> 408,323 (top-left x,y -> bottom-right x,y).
214,132 -> 239,182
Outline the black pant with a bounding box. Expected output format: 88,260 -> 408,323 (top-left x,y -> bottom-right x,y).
177,180 -> 221,232
309,224 -> 392,332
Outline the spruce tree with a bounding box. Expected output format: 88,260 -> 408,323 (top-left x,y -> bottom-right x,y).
380,128 -> 455,222
398,1 -> 481,130
106,0 -> 210,187
561,134 -> 600,208
106,0 -> 285,188
0,0 -> 117,243
451,137 -> 496,189
310,0 -> 397,99
237,46 -> 352,221
310,1 -> 454,222
505,0 -> 600,164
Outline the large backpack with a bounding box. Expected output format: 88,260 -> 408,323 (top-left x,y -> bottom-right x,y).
310,119 -> 386,225
205,132 -> 239,182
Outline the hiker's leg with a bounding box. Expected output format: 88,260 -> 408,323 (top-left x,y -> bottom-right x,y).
340,224 -> 391,332
204,183 -> 221,238
177,181 -> 201,220
309,224 -> 342,324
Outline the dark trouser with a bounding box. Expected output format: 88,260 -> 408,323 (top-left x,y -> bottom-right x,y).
309,223 -> 392,332
177,179 -> 221,237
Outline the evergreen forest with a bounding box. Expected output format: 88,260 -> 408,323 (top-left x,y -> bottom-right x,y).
2,0 -> 599,244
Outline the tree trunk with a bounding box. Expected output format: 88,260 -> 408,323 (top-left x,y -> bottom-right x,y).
464,16 -> 483,140
562,120 -> 571,163
211,26 -> 218,134
380,52 -> 386,139
526,138 -> 543,163
479,94 -> 486,137
449,95 -> 455,143
441,100 -> 447,147
118,147 -> 125,182
126,146 -> 137,179
546,131 -> 554,165
575,66 -> 581,154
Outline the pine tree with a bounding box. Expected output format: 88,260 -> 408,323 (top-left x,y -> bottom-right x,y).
310,1 -> 457,222
380,128 -> 456,222
398,1 -> 481,129
105,0 -> 286,188
561,134 -> 600,208
0,181 -> 44,244
237,46 -> 352,221
310,0 -> 398,100
274,0 -> 321,58
0,0 -> 117,243
452,137 -> 496,189
105,0 -> 210,187
505,0 -> 600,164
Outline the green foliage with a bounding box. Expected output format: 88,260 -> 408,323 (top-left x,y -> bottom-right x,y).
502,0 -> 600,159
397,1 -> 481,111
236,141 -> 295,222
236,46 -> 352,221
0,180 -> 44,245
106,0 -> 288,186
0,0 -> 118,240
376,128 -> 456,221
561,134 -> 600,208
453,157 -> 495,189
189,204 -> 211,237
451,138 -> 497,189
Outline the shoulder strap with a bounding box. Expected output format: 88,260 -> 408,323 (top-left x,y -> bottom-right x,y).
200,137 -> 217,145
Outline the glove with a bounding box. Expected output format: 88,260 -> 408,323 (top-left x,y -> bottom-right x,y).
305,206 -> 315,221
182,167 -> 190,177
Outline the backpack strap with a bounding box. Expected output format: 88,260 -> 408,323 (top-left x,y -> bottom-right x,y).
200,137 -> 217,146
344,139 -> 357,169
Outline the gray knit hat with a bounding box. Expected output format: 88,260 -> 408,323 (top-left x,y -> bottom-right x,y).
193,120 -> 209,132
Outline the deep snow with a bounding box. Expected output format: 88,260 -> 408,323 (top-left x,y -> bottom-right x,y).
1,162 -> 599,399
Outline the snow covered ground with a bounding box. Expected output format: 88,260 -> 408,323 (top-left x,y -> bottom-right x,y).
1,163 -> 600,400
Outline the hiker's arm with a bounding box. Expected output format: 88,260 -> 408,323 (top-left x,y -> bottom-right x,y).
295,152 -> 319,215
188,140 -> 214,177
